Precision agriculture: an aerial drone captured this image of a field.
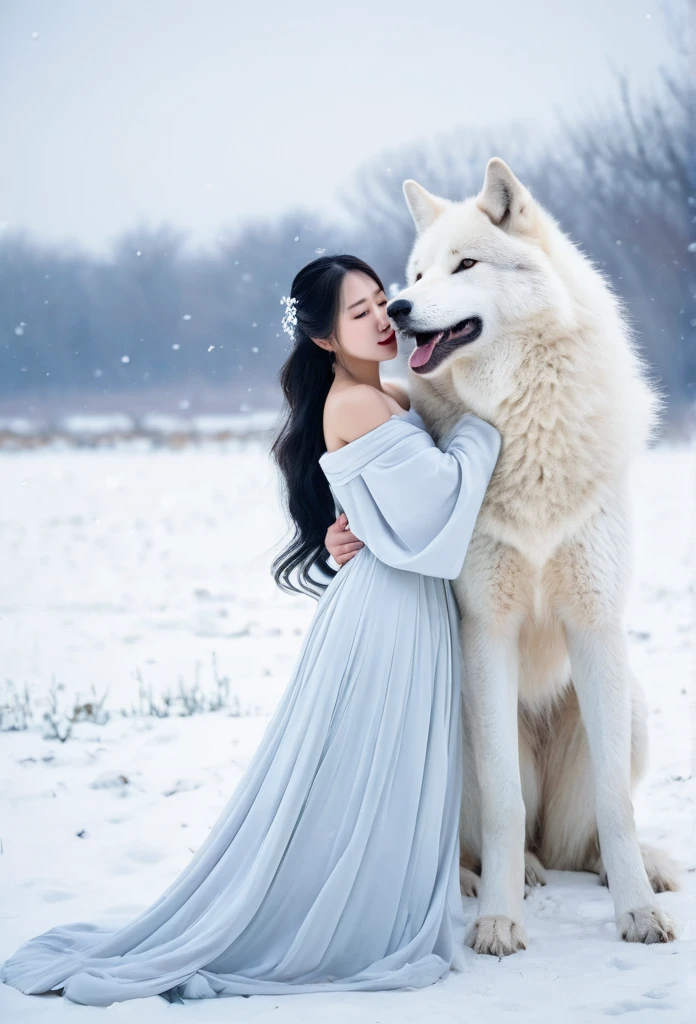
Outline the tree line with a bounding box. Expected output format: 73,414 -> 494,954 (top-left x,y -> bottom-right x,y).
1,60 -> 692,431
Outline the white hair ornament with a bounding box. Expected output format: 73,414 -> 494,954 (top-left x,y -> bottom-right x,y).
280,295 -> 298,338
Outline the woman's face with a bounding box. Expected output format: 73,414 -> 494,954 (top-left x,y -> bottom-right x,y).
328,271 -> 397,364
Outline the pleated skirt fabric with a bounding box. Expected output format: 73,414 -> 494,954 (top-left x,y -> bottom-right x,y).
1,545 -> 468,1005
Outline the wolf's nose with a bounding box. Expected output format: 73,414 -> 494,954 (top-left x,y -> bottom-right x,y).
386,299 -> 412,323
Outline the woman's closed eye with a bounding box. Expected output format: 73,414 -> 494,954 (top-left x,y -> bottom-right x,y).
355,300 -> 388,319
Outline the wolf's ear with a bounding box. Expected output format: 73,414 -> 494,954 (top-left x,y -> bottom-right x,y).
402,180 -> 447,233
477,158 -> 535,233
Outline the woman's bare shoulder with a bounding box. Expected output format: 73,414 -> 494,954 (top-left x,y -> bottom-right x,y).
381,379 -> 410,410
323,385 -> 394,451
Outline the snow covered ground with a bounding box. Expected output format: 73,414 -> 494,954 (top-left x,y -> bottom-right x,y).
0,439 -> 693,1022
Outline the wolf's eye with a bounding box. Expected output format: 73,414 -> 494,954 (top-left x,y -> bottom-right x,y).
454,259 -> 477,272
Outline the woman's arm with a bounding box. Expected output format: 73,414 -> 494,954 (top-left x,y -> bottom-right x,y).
305,514 -> 364,586
325,512 -> 364,565
320,413 -> 501,580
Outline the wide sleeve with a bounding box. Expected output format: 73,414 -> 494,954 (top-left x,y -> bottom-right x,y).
309,408 -> 429,586
318,412 -> 501,580
306,551 -> 341,585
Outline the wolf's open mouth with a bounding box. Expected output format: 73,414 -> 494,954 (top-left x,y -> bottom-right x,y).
408,316 -> 483,374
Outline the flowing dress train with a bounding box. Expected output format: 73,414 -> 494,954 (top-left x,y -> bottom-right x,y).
0,407 -> 501,1005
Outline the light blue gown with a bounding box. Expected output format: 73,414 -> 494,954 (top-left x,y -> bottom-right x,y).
0,408 -> 501,1006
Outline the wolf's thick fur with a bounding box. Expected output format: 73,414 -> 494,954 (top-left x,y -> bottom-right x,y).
390,159 -> 678,955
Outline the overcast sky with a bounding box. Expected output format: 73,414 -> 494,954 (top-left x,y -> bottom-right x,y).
0,0 -> 681,255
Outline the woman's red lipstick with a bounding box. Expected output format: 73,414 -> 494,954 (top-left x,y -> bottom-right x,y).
378,330 -> 396,346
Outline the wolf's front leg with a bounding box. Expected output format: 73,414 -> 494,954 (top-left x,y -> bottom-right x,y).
565,623 -> 676,944
460,612 -> 527,955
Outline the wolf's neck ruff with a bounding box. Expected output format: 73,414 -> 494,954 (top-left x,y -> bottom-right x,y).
438,312 -> 650,565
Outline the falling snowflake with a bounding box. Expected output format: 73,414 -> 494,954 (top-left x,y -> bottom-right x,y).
315,248 -> 326,254
179,399 -> 190,410
208,345 -> 215,352
136,250 -> 142,256
251,346 -> 258,353
14,325 -> 24,336
183,314 -> 191,320
121,355 -> 130,364
172,343 -> 180,350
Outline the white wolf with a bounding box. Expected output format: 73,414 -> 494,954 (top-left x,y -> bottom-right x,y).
387,158 -> 679,957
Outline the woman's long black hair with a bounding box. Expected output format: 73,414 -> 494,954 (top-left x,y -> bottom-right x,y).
270,254 -> 386,599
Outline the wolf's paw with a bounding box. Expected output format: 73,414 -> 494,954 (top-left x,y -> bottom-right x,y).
466,915 -> 528,957
599,845 -> 680,894
524,851 -> 547,890
459,866 -> 480,898
640,844 -> 680,894
618,906 -> 677,944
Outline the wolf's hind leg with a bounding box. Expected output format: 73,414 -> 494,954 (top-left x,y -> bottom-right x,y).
597,844 -> 680,894
524,850 -> 547,889
459,846 -> 481,898
536,685 -> 601,872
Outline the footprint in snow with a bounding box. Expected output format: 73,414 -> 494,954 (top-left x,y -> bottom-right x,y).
125,846 -> 165,864
42,890 -> 75,903
603,997 -> 673,1015
606,957 -> 636,971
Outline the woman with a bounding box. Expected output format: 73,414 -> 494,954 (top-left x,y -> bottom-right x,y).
1,254 -> 500,1006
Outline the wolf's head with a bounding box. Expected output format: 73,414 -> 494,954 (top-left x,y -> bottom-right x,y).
388,158 -> 577,378
390,159 -> 659,514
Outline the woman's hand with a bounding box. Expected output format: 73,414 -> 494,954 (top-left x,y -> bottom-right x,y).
324,513 -> 365,566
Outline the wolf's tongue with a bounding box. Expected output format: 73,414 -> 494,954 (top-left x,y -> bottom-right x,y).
409,331 -> 445,368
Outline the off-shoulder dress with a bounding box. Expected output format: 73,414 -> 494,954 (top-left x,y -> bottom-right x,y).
1,407 -> 500,1006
